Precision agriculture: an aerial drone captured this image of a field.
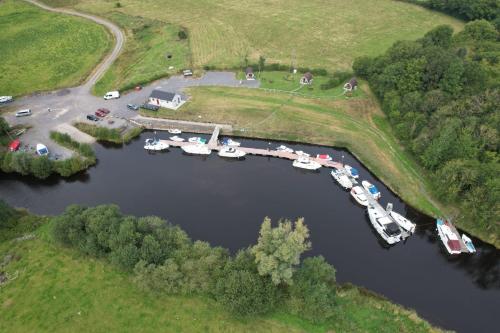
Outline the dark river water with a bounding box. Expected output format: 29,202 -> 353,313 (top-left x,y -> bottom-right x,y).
0,132 -> 498,332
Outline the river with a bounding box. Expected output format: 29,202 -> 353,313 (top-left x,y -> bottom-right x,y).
0,132 -> 498,332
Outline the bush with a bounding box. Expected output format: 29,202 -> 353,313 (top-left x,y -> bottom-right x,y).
178,29 -> 188,40
320,71 -> 353,90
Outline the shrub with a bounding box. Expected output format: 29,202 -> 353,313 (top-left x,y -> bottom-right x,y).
320,71 -> 353,90
178,29 -> 188,40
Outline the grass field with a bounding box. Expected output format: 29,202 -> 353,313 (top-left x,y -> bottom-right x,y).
141,86 -> 442,217
93,12 -> 191,96
64,0 -> 463,71
0,0 -> 111,97
0,218 -> 439,333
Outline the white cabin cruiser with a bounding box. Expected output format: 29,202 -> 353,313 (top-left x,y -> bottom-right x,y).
367,204 -> 403,245
168,128 -> 182,134
221,138 -> 241,147
144,138 -> 169,151
362,180 -> 381,200
275,145 -> 294,153
36,143 -> 49,156
386,203 -> 416,234
295,150 -> 310,157
292,157 -> 321,170
461,234 -> 476,254
181,144 -> 211,155
218,146 -> 246,158
169,135 -> 184,142
350,186 -> 368,206
436,219 -> 462,255
188,137 -> 207,144
331,168 -> 353,190
344,165 -> 359,179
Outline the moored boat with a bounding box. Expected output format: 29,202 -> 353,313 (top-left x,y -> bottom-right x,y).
168,128 -> 182,134
292,157 -> 321,170
436,219 -> 462,255
188,137 -> 207,144
350,186 -> 368,206
169,135 -> 184,142
221,138 -> 241,147
386,203 -> 416,234
181,144 -> 211,155
295,150 -> 310,157
344,165 -> 359,179
144,138 -> 169,151
218,146 -> 246,158
275,145 -> 294,153
362,180 -> 381,200
461,234 -> 476,254
316,154 -> 332,161
36,143 -> 49,156
367,204 -> 403,245
330,168 -> 353,190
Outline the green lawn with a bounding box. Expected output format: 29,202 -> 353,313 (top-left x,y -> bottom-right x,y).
0,219 -> 439,333
67,0 -> 462,70
93,12 -> 191,96
0,0 -> 111,97
141,86 -> 443,218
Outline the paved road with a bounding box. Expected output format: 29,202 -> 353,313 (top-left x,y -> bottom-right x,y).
1,1 -> 260,158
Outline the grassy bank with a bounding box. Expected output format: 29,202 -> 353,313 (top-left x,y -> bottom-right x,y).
0,0 -> 111,96
74,122 -> 142,144
141,86 -> 442,218
93,12 -> 191,96
0,212 -> 439,333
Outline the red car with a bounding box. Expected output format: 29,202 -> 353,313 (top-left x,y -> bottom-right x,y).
97,108 -> 110,114
95,110 -> 106,117
9,139 -> 20,152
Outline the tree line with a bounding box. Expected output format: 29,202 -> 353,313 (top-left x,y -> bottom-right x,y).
353,21 -> 499,241
51,205 -> 337,323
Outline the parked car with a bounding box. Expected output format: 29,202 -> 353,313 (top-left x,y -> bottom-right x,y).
127,104 -> 139,111
97,108 -> 110,114
0,96 -> 13,104
141,103 -> 159,111
15,109 -> 32,117
183,69 -> 193,77
9,139 -> 20,152
87,114 -> 99,121
103,91 -> 120,100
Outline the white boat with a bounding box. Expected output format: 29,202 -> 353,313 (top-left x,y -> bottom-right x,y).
36,143 -> 49,156
221,138 -> 241,147
144,138 -> 169,151
295,150 -> 310,157
344,165 -> 359,179
181,144 -> 211,155
386,203 -> 416,234
292,157 -> 321,170
316,154 -> 332,161
276,145 -> 294,153
218,146 -> 246,158
169,135 -> 184,142
362,180 -> 381,200
188,137 -> 207,144
330,168 -> 353,190
436,219 -> 462,255
461,234 -> 476,254
350,186 -> 368,206
367,204 -> 403,245
0,96 -> 13,104
168,129 -> 182,134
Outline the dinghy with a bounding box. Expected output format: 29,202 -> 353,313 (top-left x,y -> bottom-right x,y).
169,135 -> 184,142
275,145 -> 294,153
144,138 -> 169,151
181,144 -> 211,155
316,154 -> 332,161
367,204 -> 403,245
461,234 -> 476,254
221,138 -> 241,147
168,128 -> 182,134
292,157 -> 321,170
344,165 -> 359,179
350,186 -> 368,206
330,168 -> 353,190
218,146 -> 246,158
362,180 -> 381,200
436,219 -> 462,255
36,143 -> 49,156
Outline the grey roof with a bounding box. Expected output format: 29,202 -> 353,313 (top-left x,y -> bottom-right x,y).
150,90 -> 177,101
245,67 -> 253,74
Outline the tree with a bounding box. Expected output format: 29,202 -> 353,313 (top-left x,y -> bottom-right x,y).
251,217 -> 311,285
31,156 -> 53,179
178,29 -> 188,40
460,20 -> 498,41
422,25 -> 454,48
0,116 -> 9,133
140,234 -> 162,264
258,55 -> 266,73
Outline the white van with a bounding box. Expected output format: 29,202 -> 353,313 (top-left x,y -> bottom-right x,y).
103,91 -> 120,100
15,109 -> 32,117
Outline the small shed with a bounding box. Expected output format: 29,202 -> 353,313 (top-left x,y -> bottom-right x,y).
148,90 -> 187,110
343,78 -> 358,92
245,67 -> 255,80
300,72 -> 313,85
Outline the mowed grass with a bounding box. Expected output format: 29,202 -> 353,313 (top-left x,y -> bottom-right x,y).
141,86 -> 442,217
70,0 -> 463,70
0,0 -> 111,97
0,222 -> 438,333
93,12 -> 191,96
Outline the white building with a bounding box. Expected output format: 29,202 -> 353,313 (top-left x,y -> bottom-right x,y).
148,90 -> 187,110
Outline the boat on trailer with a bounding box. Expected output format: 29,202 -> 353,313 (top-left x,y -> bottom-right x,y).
350,186 -> 368,206
168,128 -> 182,134
367,204 -> 403,245
292,157 -> 321,170
386,203 -> 416,234
436,219 -> 462,255
144,138 -> 169,151
362,180 -> 381,200
169,135 -> 184,142
461,234 -> 476,254
218,146 -> 246,158
344,165 -> 359,179
331,168 -> 353,190
181,144 -> 211,155
221,138 -> 241,147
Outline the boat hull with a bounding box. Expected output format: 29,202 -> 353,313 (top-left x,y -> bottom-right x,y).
367,205 -> 402,245
181,145 -> 211,155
